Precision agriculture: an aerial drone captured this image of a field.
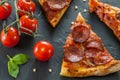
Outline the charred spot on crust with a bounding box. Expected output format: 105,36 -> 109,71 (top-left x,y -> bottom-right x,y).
116,12 -> 120,20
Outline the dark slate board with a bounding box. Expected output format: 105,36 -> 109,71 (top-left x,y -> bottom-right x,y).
0,0 -> 120,80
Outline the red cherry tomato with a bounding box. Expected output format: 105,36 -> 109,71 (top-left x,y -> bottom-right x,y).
17,0 -> 36,16
19,15 -> 38,35
34,41 -> 54,61
1,27 -> 20,47
0,2 -> 12,20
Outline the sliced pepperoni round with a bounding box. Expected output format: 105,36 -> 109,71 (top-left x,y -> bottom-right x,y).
47,0 -> 69,10
86,40 -> 104,51
94,51 -> 112,65
85,48 -> 101,58
64,44 -> 84,62
72,25 -> 90,43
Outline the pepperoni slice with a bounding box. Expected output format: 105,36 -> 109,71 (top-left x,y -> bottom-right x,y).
64,44 -> 84,62
72,25 -> 90,43
86,40 -> 104,51
94,51 -> 112,65
85,48 -> 101,58
47,0 -> 69,10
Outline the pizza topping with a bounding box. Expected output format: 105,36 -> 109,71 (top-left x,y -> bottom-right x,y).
85,48 -> 112,66
64,44 -> 84,62
82,59 -> 95,67
86,40 -> 104,51
85,48 -> 100,58
43,2 -> 58,20
72,25 -> 90,43
94,51 -> 112,65
47,0 -> 69,10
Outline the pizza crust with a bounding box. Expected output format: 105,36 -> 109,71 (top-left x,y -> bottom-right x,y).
38,0 -> 71,27
60,60 -> 120,77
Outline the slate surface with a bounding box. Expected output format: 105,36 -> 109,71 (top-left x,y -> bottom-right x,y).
0,0 -> 120,80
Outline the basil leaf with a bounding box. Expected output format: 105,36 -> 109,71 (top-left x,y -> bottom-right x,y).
8,61 -> 19,78
12,53 -> 29,65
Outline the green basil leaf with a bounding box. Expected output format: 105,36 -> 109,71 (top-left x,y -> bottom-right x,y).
12,53 -> 30,65
8,61 -> 19,78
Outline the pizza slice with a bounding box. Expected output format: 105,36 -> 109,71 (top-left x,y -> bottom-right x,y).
89,0 -> 120,41
60,13 -> 120,77
38,0 -> 72,28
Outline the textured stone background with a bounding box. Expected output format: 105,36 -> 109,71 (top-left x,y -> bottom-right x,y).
0,0 -> 120,80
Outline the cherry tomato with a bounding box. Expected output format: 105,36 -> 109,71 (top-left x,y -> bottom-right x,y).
19,15 -> 38,35
34,41 -> 54,61
17,0 -> 36,16
1,27 -> 20,47
0,1 -> 12,20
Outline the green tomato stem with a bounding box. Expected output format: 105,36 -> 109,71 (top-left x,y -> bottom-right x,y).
0,0 -> 5,5
6,20 -> 18,28
0,0 -> 9,5
2,20 -> 8,34
18,9 -> 31,16
13,0 -> 21,35
19,9 -> 34,19
3,20 -> 18,34
0,1 -> 4,5
2,20 -> 6,29
32,33 -> 40,37
7,55 -> 13,61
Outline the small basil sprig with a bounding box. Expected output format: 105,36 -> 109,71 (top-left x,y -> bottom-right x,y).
7,53 -> 30,78
8,61 -> 19,78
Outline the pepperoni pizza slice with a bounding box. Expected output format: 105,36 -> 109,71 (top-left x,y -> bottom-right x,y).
89,0 -> 120,41
60,13 -> 120,77
38,0 -> 72,27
